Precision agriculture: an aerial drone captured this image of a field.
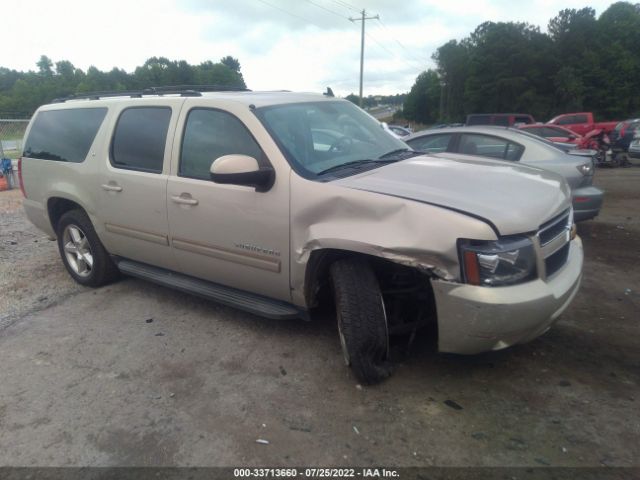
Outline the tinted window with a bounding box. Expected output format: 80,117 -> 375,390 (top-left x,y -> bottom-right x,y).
514,115 -> 533,124
524,126 -> 543,136
111,107 -> 171,173
493,116 -> 509,126
23,108 -> 107,162
459,133 -> 523,160
574,114 -> 588,123
505,142 -> 525,161
466,115 -> 491,126
180,109 -> 264,180
543,127 -> 570,138
407,133 -> 453,153
556,115 -> 576,125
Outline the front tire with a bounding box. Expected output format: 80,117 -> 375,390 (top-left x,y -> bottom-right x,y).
330,258 -> 392,384
56,209 -> 119,287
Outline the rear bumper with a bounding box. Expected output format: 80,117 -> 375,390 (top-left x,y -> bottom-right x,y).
433,237 -> 583,355
572,186 -> 603,222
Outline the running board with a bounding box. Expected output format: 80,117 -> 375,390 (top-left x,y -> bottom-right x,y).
116,259 -> 306,320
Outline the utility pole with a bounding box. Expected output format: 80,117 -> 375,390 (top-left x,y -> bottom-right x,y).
350,9 -> 379,108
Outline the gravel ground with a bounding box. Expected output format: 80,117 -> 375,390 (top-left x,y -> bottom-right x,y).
0,169 -> 638,469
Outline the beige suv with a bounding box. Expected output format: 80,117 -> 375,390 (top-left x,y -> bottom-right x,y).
20,87 -> 583,384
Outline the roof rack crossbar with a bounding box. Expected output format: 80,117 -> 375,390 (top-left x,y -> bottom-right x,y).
52,85 -> 250,103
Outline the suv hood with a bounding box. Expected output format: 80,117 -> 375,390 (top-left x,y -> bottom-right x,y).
333,154 -> 570,236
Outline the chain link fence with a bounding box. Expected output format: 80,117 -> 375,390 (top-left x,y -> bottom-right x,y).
1,119 -> 29,190
0,119 -> 29,159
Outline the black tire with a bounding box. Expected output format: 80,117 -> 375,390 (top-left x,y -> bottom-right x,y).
56,209 -> 119,287
330,257 -> 392,384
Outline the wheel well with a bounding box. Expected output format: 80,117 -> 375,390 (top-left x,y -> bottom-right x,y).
47,197 -> 84,233
305,249 -> 437,336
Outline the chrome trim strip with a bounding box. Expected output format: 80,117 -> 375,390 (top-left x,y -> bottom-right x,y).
105,223 -> 169,246
540,229 -> 571,258
172,238 -> 281,273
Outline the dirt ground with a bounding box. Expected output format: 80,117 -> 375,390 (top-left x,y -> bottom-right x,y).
0,168 -> 638,468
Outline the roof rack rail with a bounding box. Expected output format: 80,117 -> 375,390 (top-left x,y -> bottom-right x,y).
52,85 -> 250,103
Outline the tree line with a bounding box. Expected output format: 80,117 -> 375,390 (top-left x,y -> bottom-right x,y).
403,1 -> 640,124
0,56 -> 246,117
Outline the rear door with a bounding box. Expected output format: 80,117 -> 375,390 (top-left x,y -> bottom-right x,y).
94,99 -> 184,270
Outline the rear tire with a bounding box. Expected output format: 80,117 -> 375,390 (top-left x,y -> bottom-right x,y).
330,258 -> 392,384
56,209 -> 119,287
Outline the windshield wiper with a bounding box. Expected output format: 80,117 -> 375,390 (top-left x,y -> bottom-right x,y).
317,159 -> 395,176
378,148 -> 419,160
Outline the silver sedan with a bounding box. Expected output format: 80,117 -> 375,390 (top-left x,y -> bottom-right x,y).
405,126 -> 603,221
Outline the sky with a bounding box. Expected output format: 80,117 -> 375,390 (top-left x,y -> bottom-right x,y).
3,0 -> 617,97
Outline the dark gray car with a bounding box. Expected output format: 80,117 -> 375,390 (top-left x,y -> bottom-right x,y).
405,126 -> 603,221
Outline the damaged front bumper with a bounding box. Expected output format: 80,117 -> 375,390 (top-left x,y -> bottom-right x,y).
432,237 -> 583,355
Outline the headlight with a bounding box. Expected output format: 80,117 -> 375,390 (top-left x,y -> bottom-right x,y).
459,236 -> 537,287
576,162 -> 593,176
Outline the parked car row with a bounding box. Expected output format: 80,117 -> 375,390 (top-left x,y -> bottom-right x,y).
463,110 -> 638,166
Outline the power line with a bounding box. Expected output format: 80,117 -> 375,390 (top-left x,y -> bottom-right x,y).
304,0 -> 350,20
364,31 -> 424,71
375,17 -> 431,66
330,0 -> 360,13
255,0 -> 325,27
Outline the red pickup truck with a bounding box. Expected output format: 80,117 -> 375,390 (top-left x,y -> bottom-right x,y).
547,112 -> 619,136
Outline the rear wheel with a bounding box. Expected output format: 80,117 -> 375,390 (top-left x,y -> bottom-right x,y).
56,209 -> 119,287
330,258 -> 392,384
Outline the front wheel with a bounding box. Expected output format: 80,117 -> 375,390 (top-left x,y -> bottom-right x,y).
330,258 -> 392,384
56,209 -> 119,287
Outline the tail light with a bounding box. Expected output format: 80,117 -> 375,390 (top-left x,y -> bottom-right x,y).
18,157 -> 27,198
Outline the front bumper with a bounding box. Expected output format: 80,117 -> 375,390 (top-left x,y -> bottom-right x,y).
433,237 -> 583,355
572,186 -> 603,222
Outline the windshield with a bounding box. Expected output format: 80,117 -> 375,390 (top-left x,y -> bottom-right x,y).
255,101 -> 408,178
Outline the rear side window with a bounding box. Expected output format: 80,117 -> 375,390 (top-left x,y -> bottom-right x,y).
23,108 -> 107,162
458,133 -> 523,161
574,114 -> 588,123
493,116 -> 509,126
523,126 -> 543,136
466,115 -> 490,126
406,133 -> 453,153
180,108 -> 264,180
543,127 -> 570,138
514,115 -> 533,124
556,115 -> 576,125
111,107 -> 171,173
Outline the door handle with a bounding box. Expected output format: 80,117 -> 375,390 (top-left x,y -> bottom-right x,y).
171,194 -> 199,206
101,183 -> 123,192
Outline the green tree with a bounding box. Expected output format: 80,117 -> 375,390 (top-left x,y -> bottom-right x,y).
37,55 -> 53,76
403,70 -> 441,124
220,56 -> 241,73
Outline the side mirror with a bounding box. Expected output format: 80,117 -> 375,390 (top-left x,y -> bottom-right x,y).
210,155 -> 274,192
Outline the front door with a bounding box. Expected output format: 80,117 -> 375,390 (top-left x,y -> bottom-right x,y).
167,106 -> 290,302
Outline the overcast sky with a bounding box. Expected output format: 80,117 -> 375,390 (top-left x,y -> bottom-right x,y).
4,0 -> 616,96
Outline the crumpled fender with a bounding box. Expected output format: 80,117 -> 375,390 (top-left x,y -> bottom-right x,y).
289,173 -> 498,307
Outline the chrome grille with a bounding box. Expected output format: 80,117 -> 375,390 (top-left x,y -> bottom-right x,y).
537,208 -> 572,279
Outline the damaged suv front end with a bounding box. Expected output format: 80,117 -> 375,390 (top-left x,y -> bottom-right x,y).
437,208 -> 582,354
255,96 -> 583,381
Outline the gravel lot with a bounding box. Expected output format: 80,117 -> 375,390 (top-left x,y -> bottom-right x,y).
0,169 -> 638,468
